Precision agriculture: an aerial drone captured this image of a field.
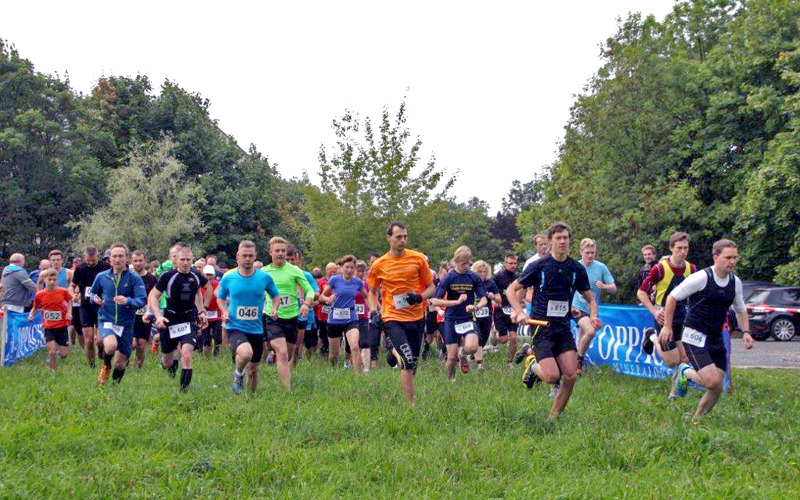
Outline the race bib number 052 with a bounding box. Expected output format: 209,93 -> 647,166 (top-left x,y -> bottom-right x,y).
43,310 -> 62,321
236,306 -> 259,320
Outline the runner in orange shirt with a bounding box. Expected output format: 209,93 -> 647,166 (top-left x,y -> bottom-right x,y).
29,269 -> 73,371
367,221 -> 435,406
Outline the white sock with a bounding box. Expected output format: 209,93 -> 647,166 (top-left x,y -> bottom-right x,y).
234,369 -> 243,377
650,333 -> 658,343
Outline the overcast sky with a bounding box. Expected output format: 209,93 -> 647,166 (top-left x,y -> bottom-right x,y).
4,1 -> 676,212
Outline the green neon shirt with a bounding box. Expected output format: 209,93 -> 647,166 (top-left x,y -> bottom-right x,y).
263,262 -> 315,319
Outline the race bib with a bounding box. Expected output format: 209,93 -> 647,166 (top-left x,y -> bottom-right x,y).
72,299 -> 80,307
355,304 -> 366,315
321,305 -> 332,315
393,294 -> 411,310
84,287 -> 92,299
103,322 -> 124,337
236,306 -> 259,320
169,322 -> 191,339
206,310 -> 219,320
332,308 -> 351,321
475,307 -> 490,318
43,310 -> 62,321
502,306 -> 513,315
546,300 -> 569,318
454,321 -> 475,335
681,327 -> 706,348
278,295 -> 292,309
135,307 -> 147,316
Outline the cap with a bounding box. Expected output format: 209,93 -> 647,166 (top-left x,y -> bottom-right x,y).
203,265 -> 216,275
102,249 -> 111,259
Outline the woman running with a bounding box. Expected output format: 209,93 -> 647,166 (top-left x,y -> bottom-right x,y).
320,255 -> 368,374
471,260 -> 502,370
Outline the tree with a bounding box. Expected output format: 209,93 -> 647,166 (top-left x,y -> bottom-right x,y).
71,136 -> 203,259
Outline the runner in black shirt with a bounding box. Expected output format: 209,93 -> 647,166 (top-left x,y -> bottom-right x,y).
148,245 -> 209,392
492,253 -> 519,365
71,247 -> 109,367
506,222 -> 600,420
131,250 -> 158,369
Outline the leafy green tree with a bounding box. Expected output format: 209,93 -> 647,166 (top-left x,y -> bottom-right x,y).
72,136 -> 203,259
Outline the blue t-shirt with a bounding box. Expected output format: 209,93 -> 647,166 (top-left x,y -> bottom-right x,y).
298,270 -> 320,322
216,269 -> 280,335
435,270 -> 487,321
572,260 -> 614,314
327,275 -> 364,325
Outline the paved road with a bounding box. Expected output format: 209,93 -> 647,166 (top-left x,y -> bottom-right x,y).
731,338 -> 800,369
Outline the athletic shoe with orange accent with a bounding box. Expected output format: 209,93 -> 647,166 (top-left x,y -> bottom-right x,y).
151,341 -> 158,354
98,365 -> 110,386
459,354 -> 470,374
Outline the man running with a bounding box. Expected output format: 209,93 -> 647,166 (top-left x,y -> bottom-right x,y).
572,238 -> 616,374
522,234 -> 549,273
200,265 -> 223,357
508,222 -> 600,420
216,240 -> 280,394
367,221 -> 435,406
492,253 -> 519,365
71,247 -> 109,367
637,232 -> 696,399
287,245 -> 320,361
661,239 -> 753,419
263,237 -> 315,385
91,244 -> 147,386
638,244 -> 657,290
131,250 -> 158,369
148,245 -> 209,392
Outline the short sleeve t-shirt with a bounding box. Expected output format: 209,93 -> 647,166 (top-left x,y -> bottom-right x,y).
366,249 -> 433,322
518,255 -> 591,326
327,275 -> 364,325
492,269 -> 518,307
572,260 -> 615,314
72,262 -> 110,306
435,270 -> 487,321
216,269 -> 280,334
155,269 -> 207,322
34,287 -> 72,329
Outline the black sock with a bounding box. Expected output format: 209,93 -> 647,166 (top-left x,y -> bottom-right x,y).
112,368 -> 125,383
171,359 -> 178,372
213,345 -> 219,356
180,368 -> 193,389
103,352 -> 113,368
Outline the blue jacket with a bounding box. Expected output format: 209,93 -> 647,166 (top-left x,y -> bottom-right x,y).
90,269 -> 146,327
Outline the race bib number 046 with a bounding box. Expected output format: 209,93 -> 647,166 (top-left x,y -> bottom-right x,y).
681,327 -> 707,348
546,300 -> 569,318
237,306 -> 259,320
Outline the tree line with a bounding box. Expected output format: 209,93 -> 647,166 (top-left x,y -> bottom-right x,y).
2,0 -> 798,302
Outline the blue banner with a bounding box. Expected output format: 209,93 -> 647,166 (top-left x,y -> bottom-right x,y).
2,311 -> 45,367
572,305 -> 731,391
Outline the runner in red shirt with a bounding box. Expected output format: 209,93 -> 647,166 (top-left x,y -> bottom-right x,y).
29,269 -> 73,371
314,262 -> 338,357
200,265 -> 223,358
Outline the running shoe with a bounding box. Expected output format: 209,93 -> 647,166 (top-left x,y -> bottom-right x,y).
98,365 -> 110,386
386,349 -> 398,368
522,354 -> 540,389
675,363 -> 690,397
151,340 -> 158,354
343,359 -> 351,370
421,343 -> 430,360
549,381 -> 560,398
642,329 -> 655,355
167,361 -> 178,378
232,370 -> 244,395
266,352 -> 276,365
576,355 -> 584,376
513,343 -> 532,364
460,355 -> 470,374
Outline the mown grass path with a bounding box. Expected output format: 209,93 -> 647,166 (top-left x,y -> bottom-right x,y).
1,349 -> 798,499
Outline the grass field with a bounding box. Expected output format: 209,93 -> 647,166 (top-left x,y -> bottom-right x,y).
1,346 -> 799,499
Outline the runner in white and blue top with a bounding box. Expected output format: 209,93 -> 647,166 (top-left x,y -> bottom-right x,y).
216,240 -> 281,394
319,254 -> 368,374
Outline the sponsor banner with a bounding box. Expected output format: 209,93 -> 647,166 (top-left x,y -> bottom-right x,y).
574,305 -> 730,390
2,311 -> 45,367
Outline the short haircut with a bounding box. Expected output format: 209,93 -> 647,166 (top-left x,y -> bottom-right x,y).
580,238 -> 596,250
669,232 -> 690,248
109,243 -> 128,255
453,246 -> 473,263
533,234 -> 548,245
471,260 -> 490,275
269,236 -> 287,248
48,250 -> 64,259
311,268 -> 323,279
712,239 -> 737,256
39,268 -> 57,280
387,221 -> 406,236
131,250 -> 146,259
338,254 -> 357,266
171,241 -> 187,250
175,245 -> 192,255
504,253 -> 518,261
85,246 -> 98,257
355,260 -> 367,271
205,254 -> 217,261
641,244 -> 656,253
239,240 -> 257,251
547,221 -> 572,239
149,260 -> 161,269
286,244 -> 298,257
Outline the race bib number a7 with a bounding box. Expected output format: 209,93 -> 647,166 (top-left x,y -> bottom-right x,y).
681,327 -> 707,348
278,295 -> 292,309
546,300 -> 569,318
236,306 -> 259,320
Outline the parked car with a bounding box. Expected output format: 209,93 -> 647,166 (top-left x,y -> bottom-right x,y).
728,280 -> 776,332
745,287 -> 800,341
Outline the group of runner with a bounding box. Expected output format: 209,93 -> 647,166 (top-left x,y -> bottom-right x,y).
19,220 -> 753,420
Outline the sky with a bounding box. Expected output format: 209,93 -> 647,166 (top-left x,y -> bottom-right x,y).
3,0 -> 676,212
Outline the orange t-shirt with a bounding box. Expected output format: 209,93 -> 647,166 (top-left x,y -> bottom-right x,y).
34,287 -> 72,329
366,249 -> 433,322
